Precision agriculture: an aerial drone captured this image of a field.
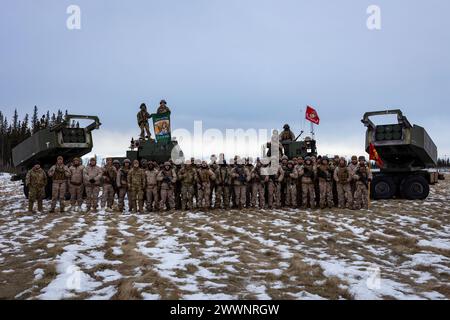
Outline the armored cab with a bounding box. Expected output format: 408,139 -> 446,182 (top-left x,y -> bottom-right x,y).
264,136 -> 318,159
362,109 -> 438,200
124,139 -> 184,164
12,115 -> 101,196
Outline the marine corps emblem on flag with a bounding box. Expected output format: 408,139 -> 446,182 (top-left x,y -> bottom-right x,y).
305,105 -> 320,125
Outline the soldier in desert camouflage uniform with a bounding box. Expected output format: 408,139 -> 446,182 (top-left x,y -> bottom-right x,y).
157,162 -> 177,210
250,159 -> 268,209
353,156 -> 373,210
231,158 -> 251,209
284,160 -> 298,208
48,156 -> 71,213
145,161 -> 160,212
83,157 -> 103,212
298,157 -> 316,209
334,157 -> 354,209
317,157 -> 334,209
196,161 -> 216,209
68,157 -> 85,212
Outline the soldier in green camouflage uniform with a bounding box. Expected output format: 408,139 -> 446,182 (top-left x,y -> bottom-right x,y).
116,159 -> 132,212
26,162 -> 47,213
298,157 -> 316,209
157,162 -> 177,210
214,161 -> 232,209
137,103 -> 152,140
101,158 -> 118,212
178,160 -> 197,210
127,160 -> 146,213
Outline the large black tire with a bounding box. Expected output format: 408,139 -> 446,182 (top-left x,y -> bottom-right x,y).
372,175 -> 397,199
400,175 -> 429,200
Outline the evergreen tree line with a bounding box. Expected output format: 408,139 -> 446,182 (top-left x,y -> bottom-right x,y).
0,106 -> 69,170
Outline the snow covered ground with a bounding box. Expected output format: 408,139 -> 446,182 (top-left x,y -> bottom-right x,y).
0,172 -> 449,300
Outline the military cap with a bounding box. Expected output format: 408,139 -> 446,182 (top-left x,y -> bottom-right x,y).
123,158 -> 131,164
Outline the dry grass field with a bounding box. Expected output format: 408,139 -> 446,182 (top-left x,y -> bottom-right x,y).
0,172 -> 449,300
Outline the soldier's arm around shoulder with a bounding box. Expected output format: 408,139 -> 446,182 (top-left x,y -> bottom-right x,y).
156,170 -> 163,182
64,166 -> 71,177
333,167 -> 339,181
245,168 -> 251,182
43,170 -> 48,185
48,165 -> 55,177
171,169 -> 177,183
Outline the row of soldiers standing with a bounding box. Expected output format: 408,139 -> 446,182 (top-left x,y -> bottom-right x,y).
25,153 -> 372,213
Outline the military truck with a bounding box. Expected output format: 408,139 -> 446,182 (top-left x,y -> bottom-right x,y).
362,110 -> 439,200
116,138 -> 184,164
11,115 -> 101,197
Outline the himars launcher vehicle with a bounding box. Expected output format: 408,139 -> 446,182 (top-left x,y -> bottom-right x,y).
362,109 -> 439,200
11,115 -> 101,197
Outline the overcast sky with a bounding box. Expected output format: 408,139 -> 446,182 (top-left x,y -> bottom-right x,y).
1,0 -> 449,159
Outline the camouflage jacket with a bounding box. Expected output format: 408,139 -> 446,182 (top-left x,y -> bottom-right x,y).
48,164 -> 71,181
102,165 -> 117,185
69,165 -> 85,185
137,110 -> 151,125
334,166 -> 352,184
127,167 -> 146,190
83,165 -> 103,186
144,168 -> 159,187
26,168 -> 47,188
178,167 -> 197,186
230,166 -> 251,186
214,166 -> 231,185
157,168 -> 177,189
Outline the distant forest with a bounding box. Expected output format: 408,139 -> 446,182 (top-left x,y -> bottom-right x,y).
0,106 -> 69,170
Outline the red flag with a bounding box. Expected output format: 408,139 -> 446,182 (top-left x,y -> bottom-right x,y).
305,105 -> 320,125
369,143 -> 384,168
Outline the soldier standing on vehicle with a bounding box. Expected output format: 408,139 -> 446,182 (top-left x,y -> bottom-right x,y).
157,99 -> 171,114
279,124 -> 296,142
298,157 -> 316,209
196,161 -> 216,209
137,103 -> 152,140
83,157 -> 103,213
127,160 -> 146,213
317,157 -> 334,209
353,156 -> 373,210
334,157 -> 354,209
145,161 -> 159,212
101,158 -> 117,212
68,157 -> 85,212
47,156 -> 71,213
117,159 -> 132,212
251,159 -> 268,209
157,162 -> 177,210
214,160 -> 231,209
178,160 -> 197,210
231,158 -> 251,209
26,161 -> 47,213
